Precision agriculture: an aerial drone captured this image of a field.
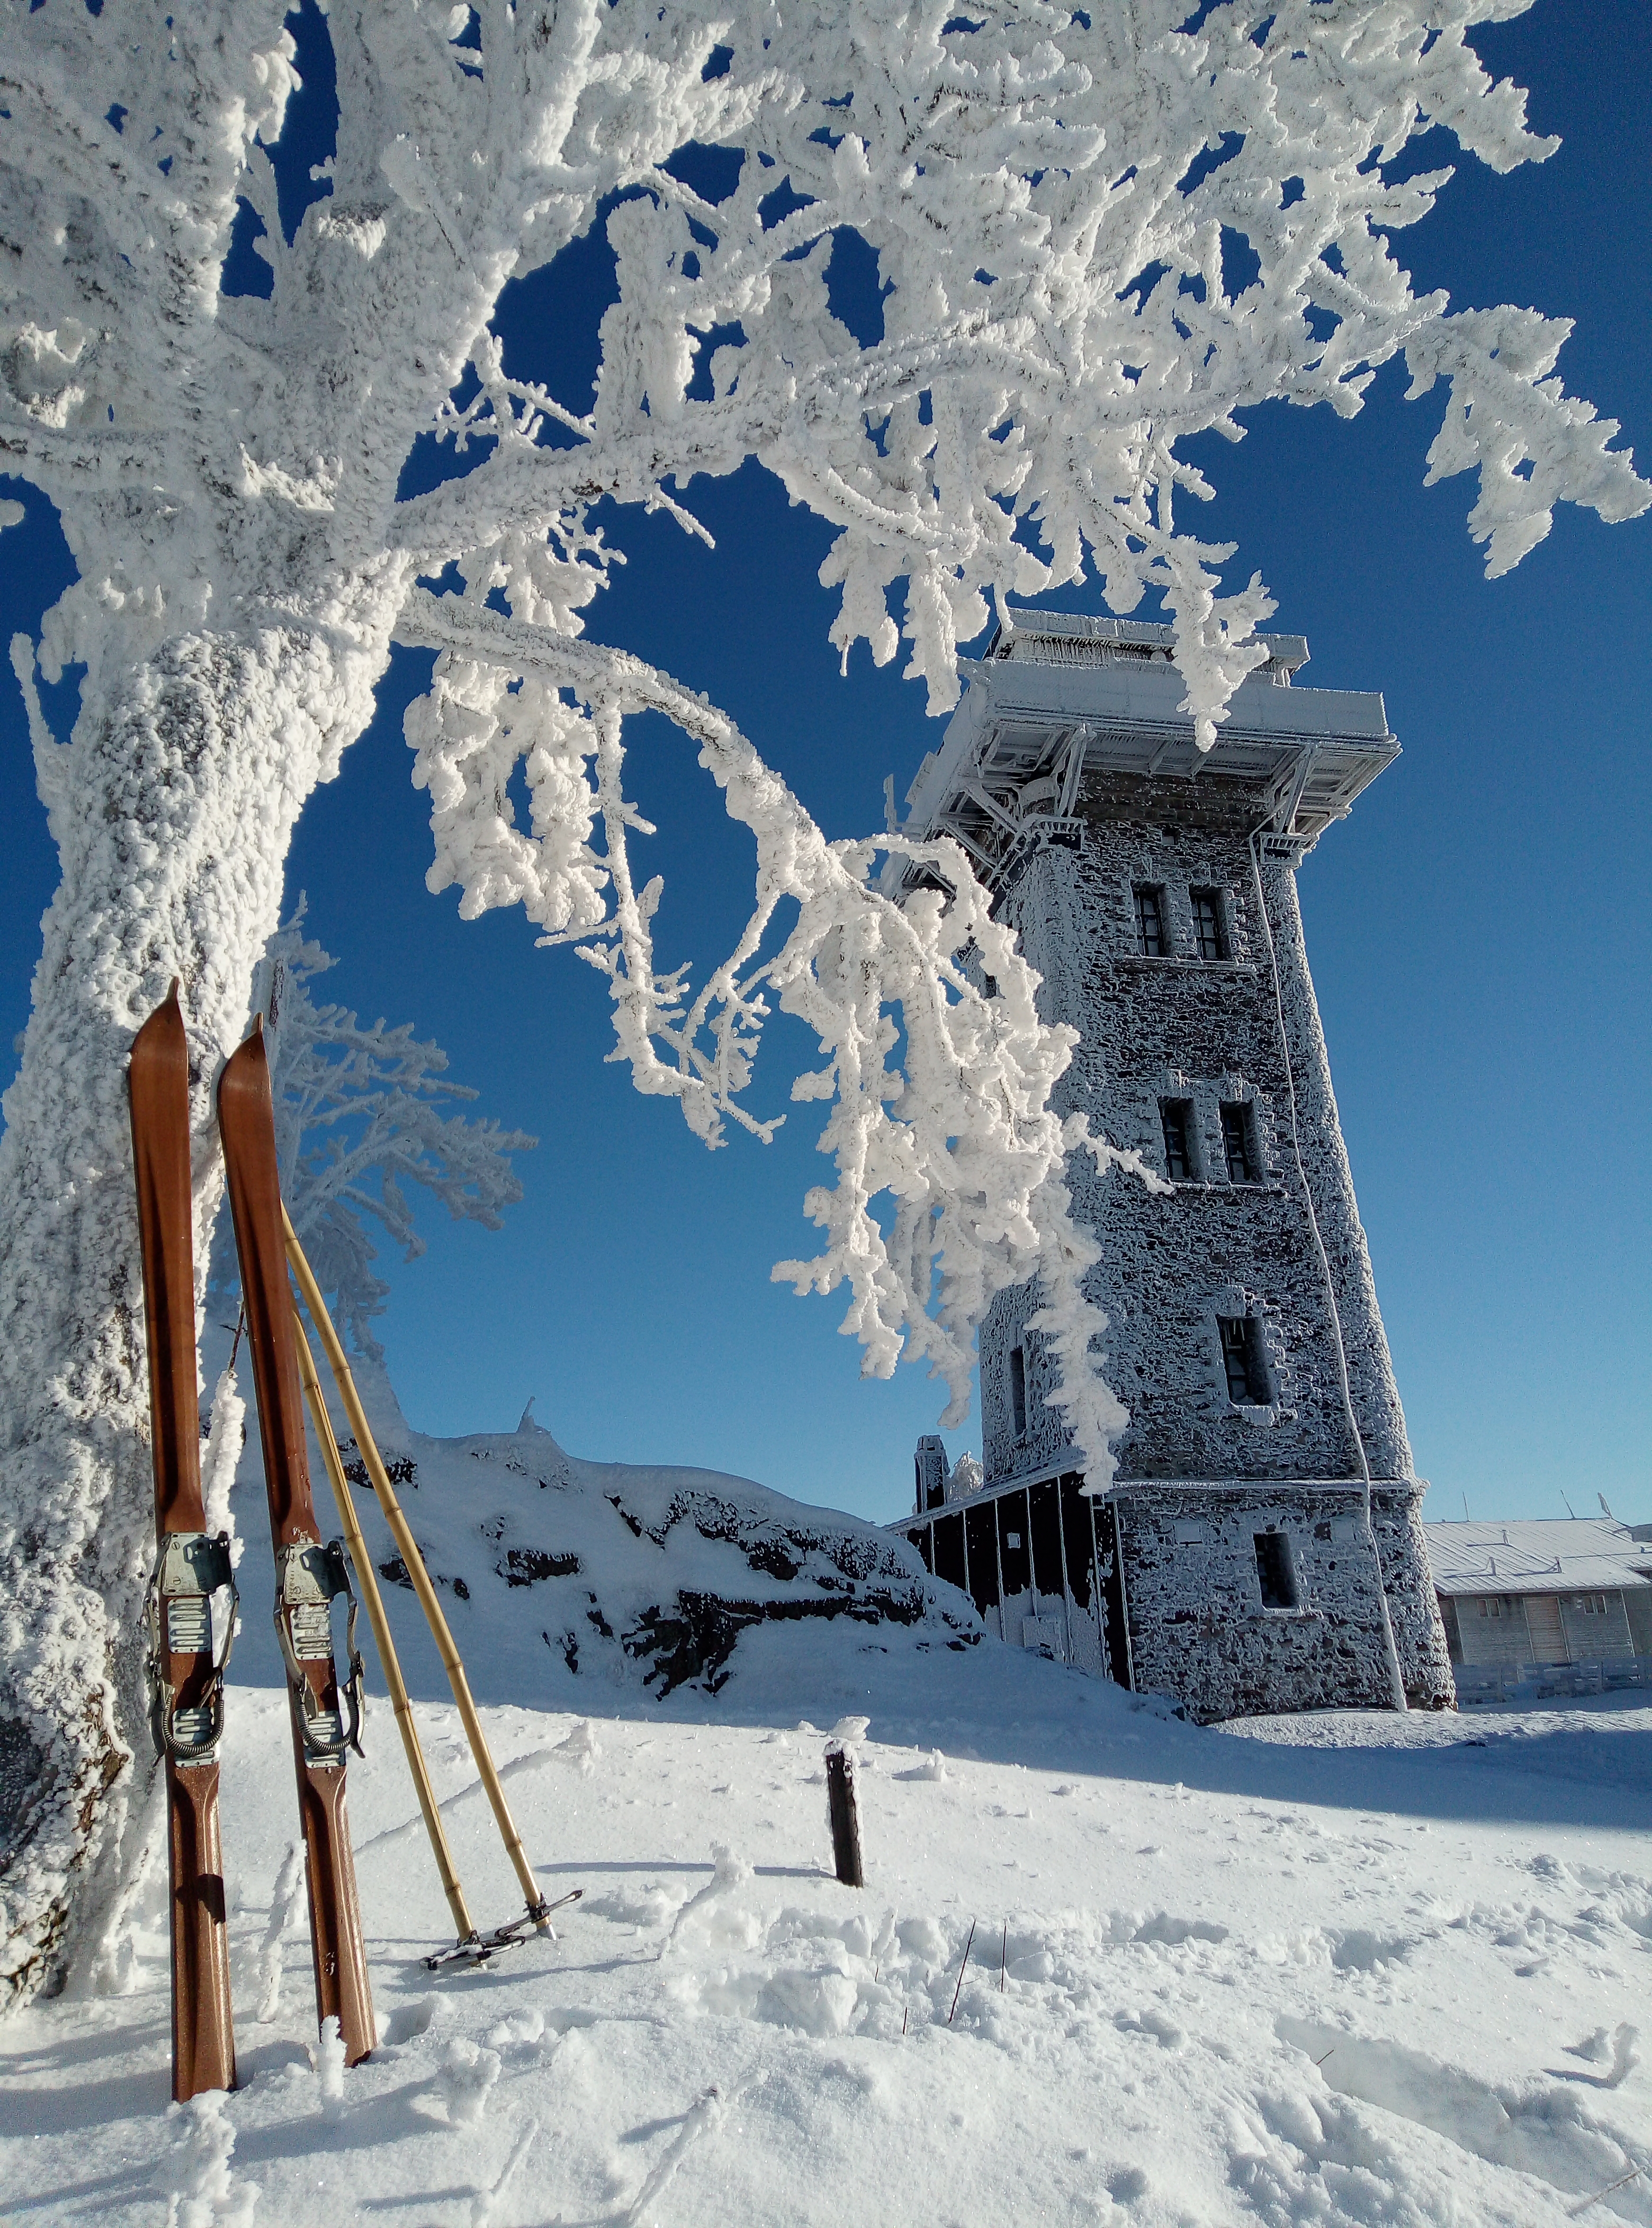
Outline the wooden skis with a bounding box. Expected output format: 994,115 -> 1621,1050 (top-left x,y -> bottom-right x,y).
218,1020 -> 375,2064
128,985 -> 238,2101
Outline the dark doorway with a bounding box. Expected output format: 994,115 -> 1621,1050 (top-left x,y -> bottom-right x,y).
1092,1501 -> 1134,1688
997,1490 -> 1032,1598
1060,1475 -> 1095,1611
933,1511 -> 966,1594
1030,1479 -> 1064,1598
965,1501 -> 1000,1616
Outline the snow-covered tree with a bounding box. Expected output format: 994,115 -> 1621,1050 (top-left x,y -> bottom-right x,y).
206,904 -> 535,1364
0,0 -> 1644,2002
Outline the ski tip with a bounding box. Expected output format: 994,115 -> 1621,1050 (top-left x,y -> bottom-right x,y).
130,982 -> 187,1072
218,1014 -> 272,1109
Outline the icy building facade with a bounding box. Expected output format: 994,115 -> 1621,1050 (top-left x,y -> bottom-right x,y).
895,612 -> 1453,1721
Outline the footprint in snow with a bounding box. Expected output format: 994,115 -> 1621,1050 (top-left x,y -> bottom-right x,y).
1330,1929 -> 1414,1973
486,2007 -> 546,2053
1115,2008 -> 1185,2051
434,2036 -> 500,2127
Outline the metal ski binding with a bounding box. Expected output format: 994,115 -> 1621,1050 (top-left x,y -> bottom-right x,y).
273,1539 -> 365,1762
422,1890 -> 583,1973
144,1531 -> 238,1763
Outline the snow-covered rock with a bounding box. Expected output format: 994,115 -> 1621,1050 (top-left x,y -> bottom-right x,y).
223,1395 -> 979,1708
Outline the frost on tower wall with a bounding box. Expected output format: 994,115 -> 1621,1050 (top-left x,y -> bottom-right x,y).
893,612 -> 1453,1721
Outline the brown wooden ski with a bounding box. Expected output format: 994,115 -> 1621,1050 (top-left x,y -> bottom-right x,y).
128,984 -> 238,2101
218,1019 -> 375,2065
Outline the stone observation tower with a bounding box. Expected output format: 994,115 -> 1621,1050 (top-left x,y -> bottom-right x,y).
892,610 -> 1453,1720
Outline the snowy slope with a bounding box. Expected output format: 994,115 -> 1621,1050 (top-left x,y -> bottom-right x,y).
215,1397 -> 981,1708
5,1411 -> 1651,2226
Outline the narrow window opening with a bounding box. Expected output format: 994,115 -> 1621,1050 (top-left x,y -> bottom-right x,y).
1009,1342 -> 1027,1440
1160,1098 -> 1196,1181
1218,1315 -> 1271,1405
1219,1100 -> 1259,1183
1191,887 -> 1228,960
1133,884 -> 1168,957
1254,1530 -> 1298,1609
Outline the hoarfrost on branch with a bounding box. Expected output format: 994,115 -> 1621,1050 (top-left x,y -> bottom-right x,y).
0,0 -> 1644,2004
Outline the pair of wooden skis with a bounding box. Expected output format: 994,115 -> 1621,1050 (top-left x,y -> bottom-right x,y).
131,987 -> 374,2096
130,987 -> 567,2105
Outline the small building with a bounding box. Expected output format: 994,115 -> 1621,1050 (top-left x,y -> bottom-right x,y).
1426,1517 -> 1652,1696
888,608 -> 1453,1722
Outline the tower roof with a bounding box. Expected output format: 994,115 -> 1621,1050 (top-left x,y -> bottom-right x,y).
895,609 -> 1398,887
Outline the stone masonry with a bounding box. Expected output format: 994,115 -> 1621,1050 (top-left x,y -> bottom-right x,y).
890,610 -> 1453,1721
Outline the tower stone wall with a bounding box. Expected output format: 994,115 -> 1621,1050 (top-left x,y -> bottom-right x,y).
890,610 -> 1453,1719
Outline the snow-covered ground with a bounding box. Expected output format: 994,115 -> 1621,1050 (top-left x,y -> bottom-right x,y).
6,1421 -> 1650,2227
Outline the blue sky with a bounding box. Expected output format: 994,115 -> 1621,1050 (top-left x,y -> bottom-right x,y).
2,1 -> 1647,1530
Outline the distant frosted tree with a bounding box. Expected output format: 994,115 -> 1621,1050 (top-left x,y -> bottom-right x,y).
0,0 -> 1644,2000
946,1453 -> 985,1505
208,906 -> 534,1366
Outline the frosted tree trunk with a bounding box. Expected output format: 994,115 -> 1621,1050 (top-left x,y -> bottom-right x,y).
0,617 -> 389,2003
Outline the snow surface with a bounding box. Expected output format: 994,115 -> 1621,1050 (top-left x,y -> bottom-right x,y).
8,0 -> 1651,1999
5,1415 -> 1651,2227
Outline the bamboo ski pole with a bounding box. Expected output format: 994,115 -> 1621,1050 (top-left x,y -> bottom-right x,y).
291,1302 -> 477,1949
282,1206 -> 554,1930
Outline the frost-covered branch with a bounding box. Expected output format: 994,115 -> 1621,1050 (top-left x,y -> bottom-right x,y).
5,1 -> 1643,738
399,587 -> 1130,1468
385,0 -> 1646,742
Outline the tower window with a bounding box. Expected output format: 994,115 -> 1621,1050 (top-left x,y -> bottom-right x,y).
1160,1099 -> 1196,1181
1191,888 -> 1227,960
1254,1530 -> 1298,1609
1220,1101 -> 1259,1183
1133,884 -> 1167,957
1218,1315 -> 1272,1406
1009,1342 -> 1028,1440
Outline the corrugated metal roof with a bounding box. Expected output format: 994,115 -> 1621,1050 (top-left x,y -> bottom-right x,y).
1424,1516 -> 1652,1597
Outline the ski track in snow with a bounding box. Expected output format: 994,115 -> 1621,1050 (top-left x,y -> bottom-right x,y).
6,1422 -> 1652,2225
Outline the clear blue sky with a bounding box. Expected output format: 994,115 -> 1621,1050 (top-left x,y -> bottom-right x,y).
2,1 -> 1647,1530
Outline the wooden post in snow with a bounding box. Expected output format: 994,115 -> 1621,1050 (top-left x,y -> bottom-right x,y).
825,1745 -> 864,1889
